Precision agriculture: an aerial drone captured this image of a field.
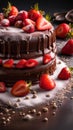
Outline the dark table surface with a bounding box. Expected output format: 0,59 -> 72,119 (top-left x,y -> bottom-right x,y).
0,0 -> 73,130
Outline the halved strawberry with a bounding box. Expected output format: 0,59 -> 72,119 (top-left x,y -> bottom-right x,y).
3,59 -> 14,68
61,39 -> 73,55
22,24 -> 35,33
16,59 -> 27,68
55,23 -> 70,38
0,82 -> 6,93
25,59 -> 38,68
39,74 -> 56,90
43,54 -> 52,64
58,67 -> 71,80
11,80 -> 31,97
36,16 -> 53,31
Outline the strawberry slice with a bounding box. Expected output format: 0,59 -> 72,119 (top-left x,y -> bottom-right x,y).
0,82 -> 6,93
61,39 -> 73,55
39,74 -> 56,90
16,59 -> 27,68
58,67 -> 71,80
25,59 -> 38,68
36,16 -> 53,31
43,54 -> 52,64
3,59 -> 14,68
11,80 -> 31,97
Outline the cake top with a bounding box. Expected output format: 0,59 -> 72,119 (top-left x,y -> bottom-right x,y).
0,2 -> 53,33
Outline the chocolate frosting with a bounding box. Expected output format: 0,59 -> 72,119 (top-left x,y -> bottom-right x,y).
0,26 -> 56,59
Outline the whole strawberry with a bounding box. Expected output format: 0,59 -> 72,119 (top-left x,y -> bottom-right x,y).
1,18 -> 10,27
15,10 -> 28,21
58,67 -> 71,80
39,74 -> 56,90
55,23 -> 70,38
3,2 -> 18,17
61,39 -> 73,55
28,3 -> 42,21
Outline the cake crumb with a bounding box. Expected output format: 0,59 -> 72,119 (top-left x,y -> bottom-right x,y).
22,114 -> 34,121
31,109 -> 36,114
42,107 -> 48,112
36,111 -> 41,116
43,117 -> 48,122
32,94 -> 37,98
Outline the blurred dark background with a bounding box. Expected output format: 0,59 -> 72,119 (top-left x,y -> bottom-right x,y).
0,0 -> 73,16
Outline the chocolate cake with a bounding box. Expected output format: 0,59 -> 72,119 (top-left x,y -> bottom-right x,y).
0,3 -> 72,130
0,26 -> 56,86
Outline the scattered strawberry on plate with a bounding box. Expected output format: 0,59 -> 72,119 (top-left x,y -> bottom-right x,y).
11,80 -> 31,97
61,39 -> 73,55
39,74 -> 56,90
58,67 -> 71,80
55,23 -> 70,38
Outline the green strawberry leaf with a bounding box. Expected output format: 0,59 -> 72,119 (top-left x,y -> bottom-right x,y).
45,13 -> 51,21
67,23 -> 73,39
69,67 -> 73,75
3,2 -> 12,17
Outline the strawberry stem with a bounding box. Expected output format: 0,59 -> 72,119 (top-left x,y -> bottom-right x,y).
34,3 -> 39,11
67,23 -> 73,39
69,67 -> 73,75
45,13 -> 51,21
27,82 -> 32,88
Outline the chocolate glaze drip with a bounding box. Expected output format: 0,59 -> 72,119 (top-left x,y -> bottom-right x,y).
0,27 -> 56,59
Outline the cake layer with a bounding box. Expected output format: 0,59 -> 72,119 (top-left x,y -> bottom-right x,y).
0,26 -> 56,59
0,56 -> 56,87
